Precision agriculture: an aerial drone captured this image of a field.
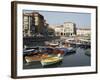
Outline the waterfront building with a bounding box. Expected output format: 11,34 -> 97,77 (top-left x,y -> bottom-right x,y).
48,25 -> 63,36
33,12 -> 45,34
23,13 -> 35,37
54,25 -> 64,36
77,28 -> 91,36
49,22 -> 76,37
76,27 -> 91,40
23,12 -> 45,37
63,22 -> 76,36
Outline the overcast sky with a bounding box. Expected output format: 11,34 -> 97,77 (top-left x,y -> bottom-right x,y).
24,10 -> 91,28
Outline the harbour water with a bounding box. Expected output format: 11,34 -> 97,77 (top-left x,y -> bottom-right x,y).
23,47 -> 91,69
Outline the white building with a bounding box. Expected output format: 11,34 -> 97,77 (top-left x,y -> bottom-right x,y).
49,22 -> 76,37
63,22 -> 76,36
77,28 -> 91,36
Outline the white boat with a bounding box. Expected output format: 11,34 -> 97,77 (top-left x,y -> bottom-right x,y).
45,41 -> 59,47
49,43 -> 58,46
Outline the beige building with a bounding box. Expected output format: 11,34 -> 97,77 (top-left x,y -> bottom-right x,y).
48,25 -> 63,36
23,13 -> 34,37
54,25 -> 64,36
23,12 -> 45,37
33,12 -> 45,34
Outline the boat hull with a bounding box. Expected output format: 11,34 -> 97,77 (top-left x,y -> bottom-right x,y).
25,57 -> 41,63
41,57 -> 63,66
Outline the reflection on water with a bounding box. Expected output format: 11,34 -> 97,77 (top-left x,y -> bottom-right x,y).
43,61 -> 63,68
23,48 -> 91,69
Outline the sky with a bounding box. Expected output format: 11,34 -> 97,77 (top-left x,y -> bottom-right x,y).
24,10 -> 91,28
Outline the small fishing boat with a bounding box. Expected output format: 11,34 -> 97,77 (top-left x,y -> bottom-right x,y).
25,56 -> 41,63
41,54 -> 63,66
45,41 -> 59,47
25,54 -> 48,63
49,43 -> 59,46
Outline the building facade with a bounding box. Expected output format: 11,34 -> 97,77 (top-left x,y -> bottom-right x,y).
23,13 -> 35,37
49,22 -> 76,37
63,22 -> 76,36
34,12 -> 45,34
77,28 -> 91,36
54,25 -> 64,36
23,12 -> 45,37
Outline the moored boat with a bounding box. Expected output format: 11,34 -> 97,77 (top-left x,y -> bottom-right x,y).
41,54 -> 63,66
25,56 -> 41,63
45,41 -> 59,47
25,54 -> 48,63
49,43 -> 59,46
